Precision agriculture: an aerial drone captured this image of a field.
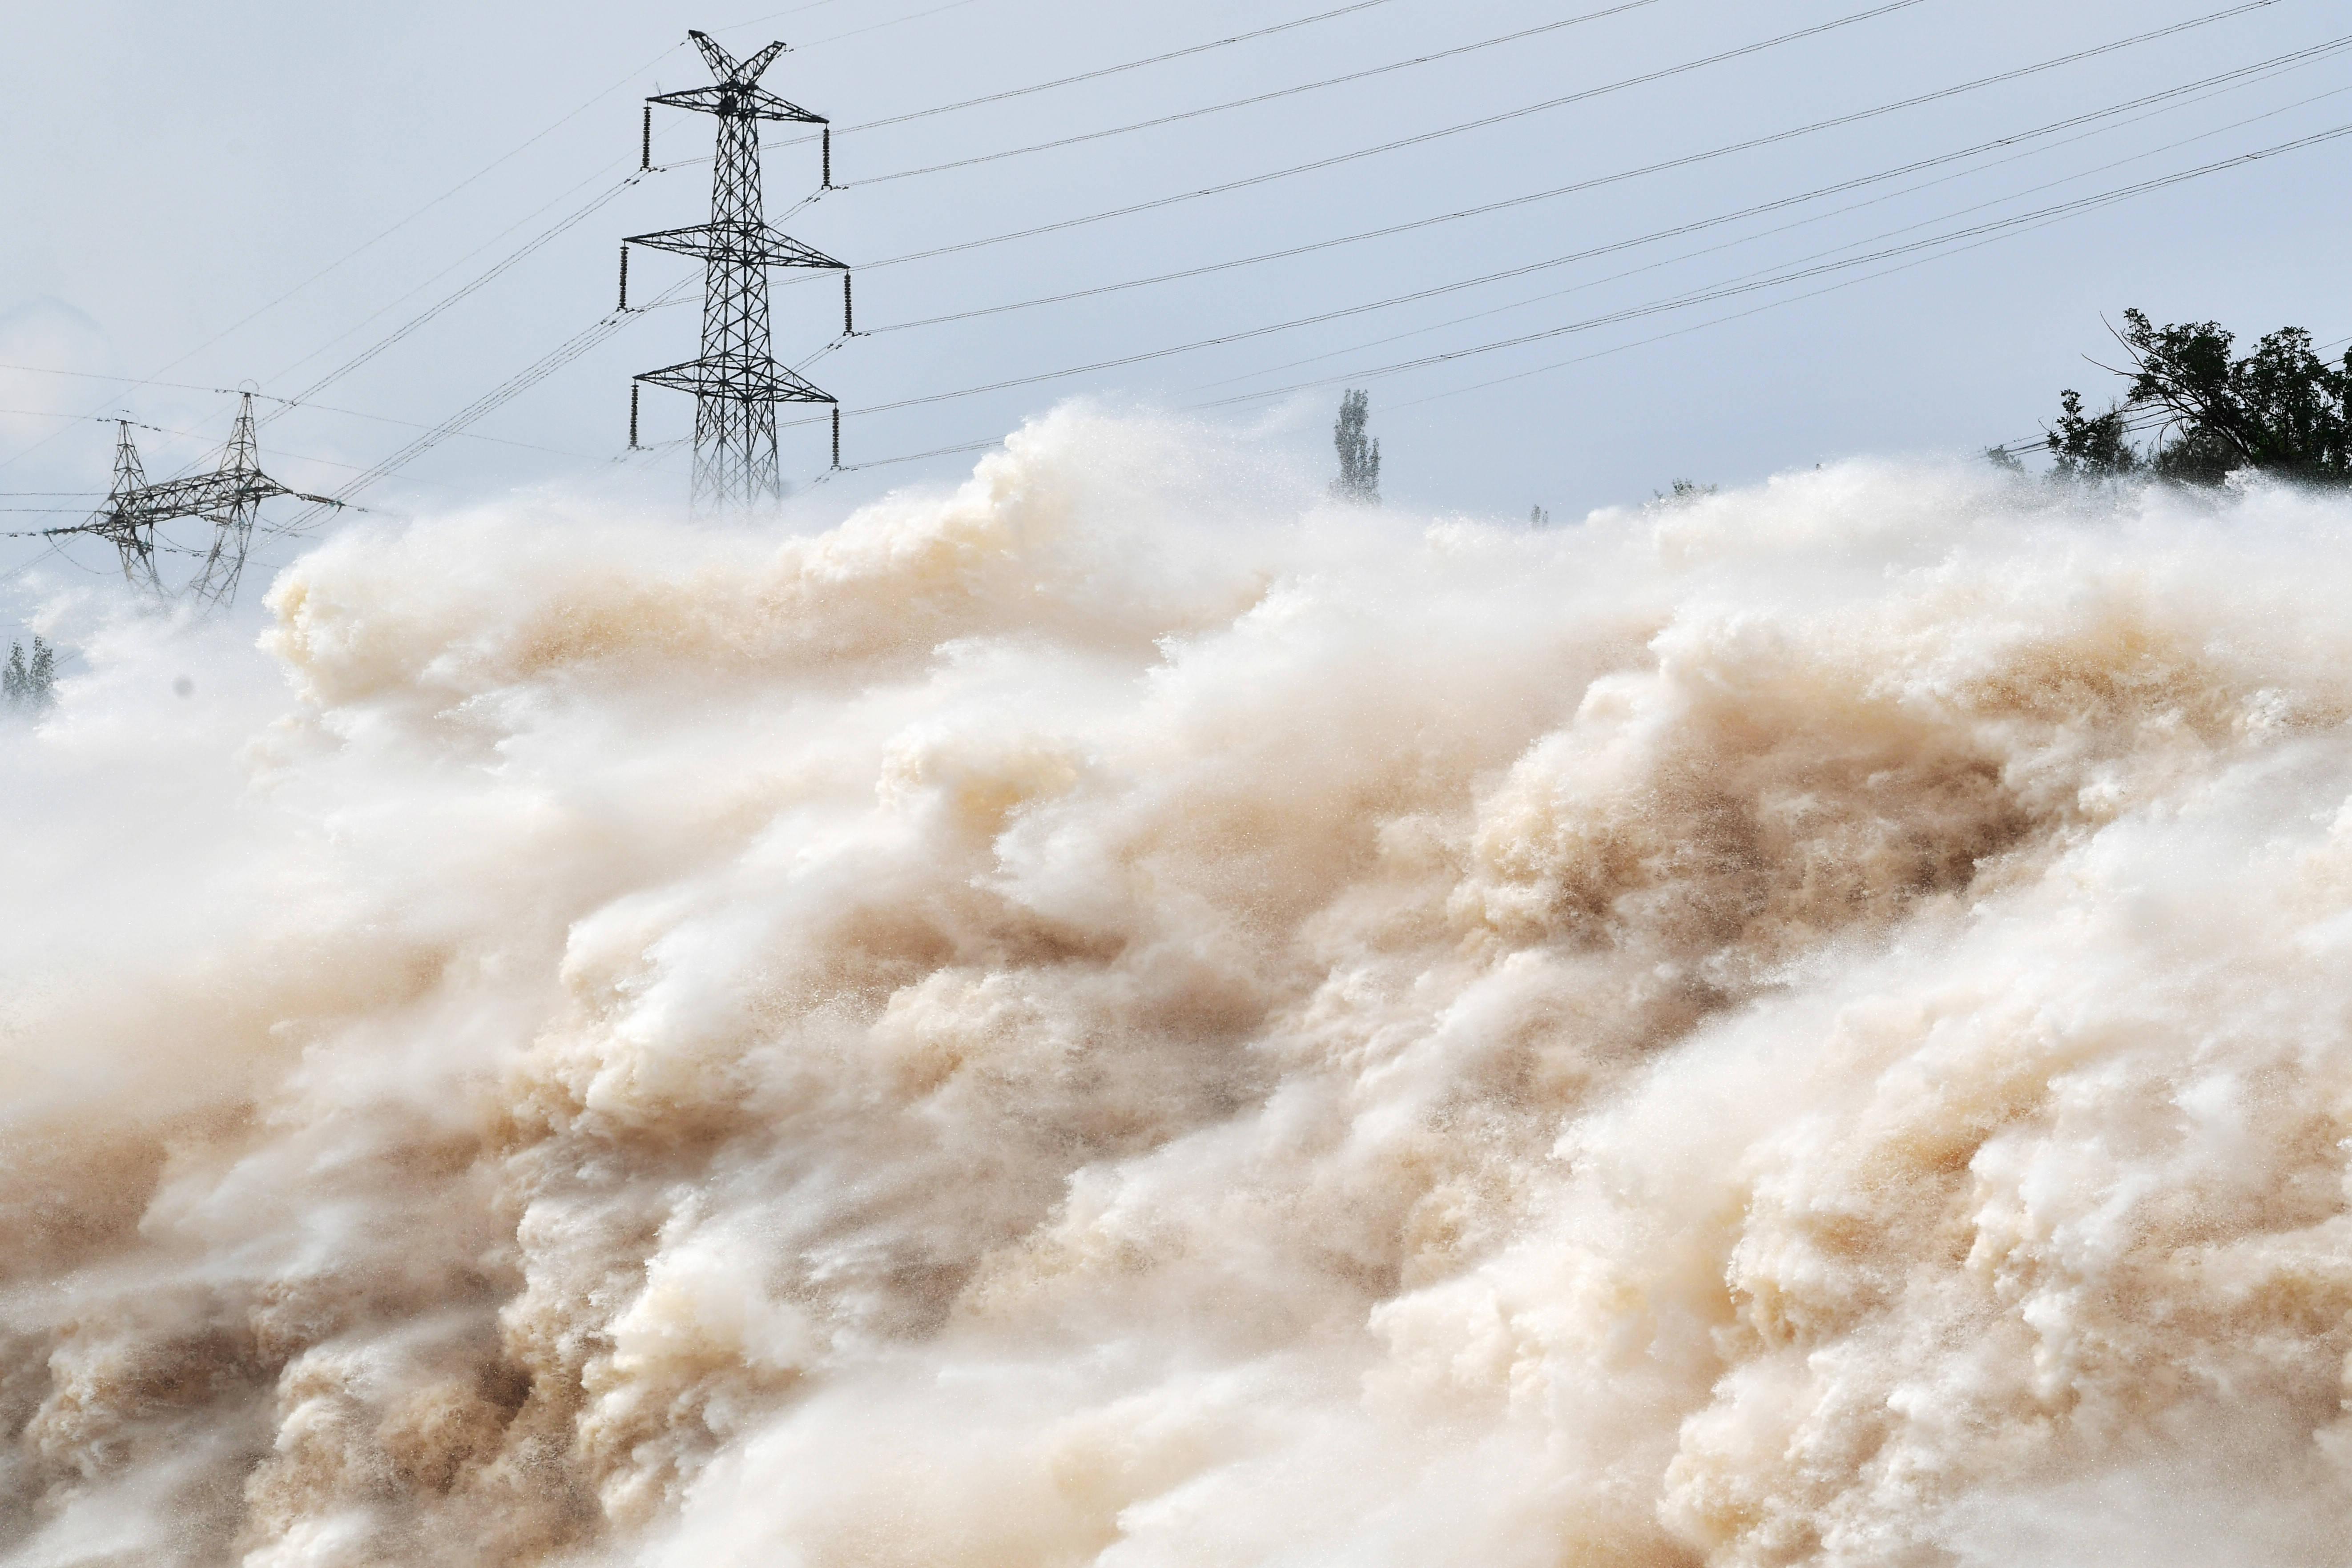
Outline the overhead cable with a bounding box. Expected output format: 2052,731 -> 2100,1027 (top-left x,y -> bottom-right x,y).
662,0 -> 1420,172
1185,59 -> 2352,393
799,0 -> 992,49
841,0 -> 1406,133
0,364 -> 604,463
807,119 -> 2349,441
277,176 -> 647,408
149,43 -> 692,385
852,0 -> 1667,185
1184,122 -> 2352,412
837,436 -> 1010,471
265,161 -> 651,388
838,123 -> 2347,475
0,40 -> 693,478
852,0 -> 2293,273
272,271 -> 705,532
865,21 -> 2345,332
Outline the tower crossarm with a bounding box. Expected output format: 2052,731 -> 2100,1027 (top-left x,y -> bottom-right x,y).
52,470 -> 339,540
106,471 -> 298,522
625,222 -> 844,270
692,32 -> 784,84
635,355 -> 837,405
648,82 -> 824,124
652,30 -> 820,121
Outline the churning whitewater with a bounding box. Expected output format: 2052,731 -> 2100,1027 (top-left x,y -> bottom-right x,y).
10,408 -> 2352,1567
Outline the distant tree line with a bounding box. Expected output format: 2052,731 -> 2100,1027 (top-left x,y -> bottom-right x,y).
1328,314 -> 2348,519
2021,309 -> 2352,486
4,637 -> 56,715
1327,388 -> 1728,523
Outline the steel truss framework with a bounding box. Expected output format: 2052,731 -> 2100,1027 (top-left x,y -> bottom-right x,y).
52,394 -> 339,608
630,30 -> 845,513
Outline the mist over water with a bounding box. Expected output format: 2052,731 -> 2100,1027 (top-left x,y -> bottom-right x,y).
10,409 -> 2352,1566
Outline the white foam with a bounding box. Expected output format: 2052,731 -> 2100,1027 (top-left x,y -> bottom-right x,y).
6,410 -> 2352,1564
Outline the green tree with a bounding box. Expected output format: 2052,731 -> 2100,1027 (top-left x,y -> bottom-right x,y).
2045,310 -> 2352,486
2045,389 -> 2141,482
5,637 -> 58,713
27,637 -> 55,709
1332,389 -> 1381,504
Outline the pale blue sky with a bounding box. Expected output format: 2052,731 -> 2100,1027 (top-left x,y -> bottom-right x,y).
3,0 -> 2347,596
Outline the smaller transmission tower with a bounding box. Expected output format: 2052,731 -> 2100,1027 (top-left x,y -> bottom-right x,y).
628,30 -> 846,513
50,394 -> 341,607
95,418 -> 158,593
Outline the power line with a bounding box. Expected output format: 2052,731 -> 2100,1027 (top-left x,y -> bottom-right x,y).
1380,90 -> 2352,416
0,408 -> 176,435
272,271 -> 706,533
709,0 -> 864,32
0,39 -> 695,480
822,119 -> 2352,422
838,0 -> 1406,133
0,404 -> 371,473
263,183 -> 829,431
809,115 -> 2351,464
68,162 -> 677,498
855,234 -> 2339,483
278,175 -> 648,408
0,539 -> 76,590
139,44 -> 694,387
799,0 -> 992,49
0,364 -> 606,462
854,0 -> 1951,273
669,0 -> 1406,169
837,435 -> 1008,471
1412,221 -> 2202,429
862,25 -> 2352,336
263,160 -> 646,388
0,363 -> 268,402
1186,55 -> 2352,396
1187,121 -> 2352,412
850,0 -> 1667,185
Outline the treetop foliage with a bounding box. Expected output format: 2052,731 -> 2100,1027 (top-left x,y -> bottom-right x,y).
1332,389 -> 1381,505
1646,478 -> 1717,510
2044,310 -> 2352,486
4,636 -> 57,715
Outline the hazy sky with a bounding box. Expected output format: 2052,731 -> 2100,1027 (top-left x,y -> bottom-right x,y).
4,0 -> 2347,596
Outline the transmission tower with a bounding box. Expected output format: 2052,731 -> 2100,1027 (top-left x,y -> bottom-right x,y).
48,394 -> 341,608
96,419 -> 157,594
628,30 -> 846,513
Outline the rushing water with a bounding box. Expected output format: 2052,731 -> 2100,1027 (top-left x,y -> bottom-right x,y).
8,409 -> 2352,1566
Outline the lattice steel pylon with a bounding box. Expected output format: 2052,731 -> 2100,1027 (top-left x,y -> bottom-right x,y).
48,394 -> 341,608
96,418 -> 159,595
628,30 -> 846,514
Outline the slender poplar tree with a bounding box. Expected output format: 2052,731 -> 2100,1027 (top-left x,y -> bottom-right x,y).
1332,389 -> 1381,504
